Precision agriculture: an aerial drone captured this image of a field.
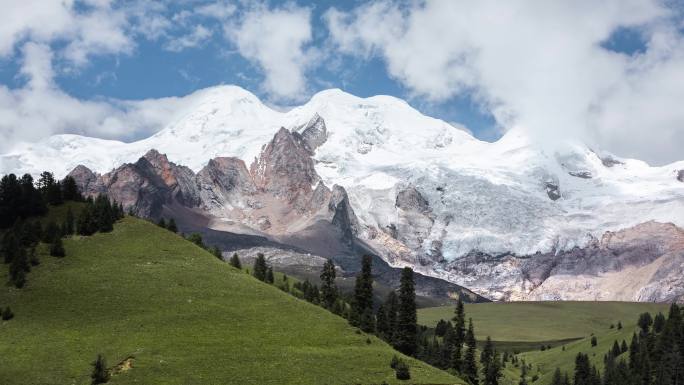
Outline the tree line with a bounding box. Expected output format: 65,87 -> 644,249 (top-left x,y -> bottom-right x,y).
231,251 -> 498,382
0,171 -> 123,290
553,304 -> 684,385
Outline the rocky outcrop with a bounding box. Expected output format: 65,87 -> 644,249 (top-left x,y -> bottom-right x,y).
197,157 -> 255,213
95,151 -> 199,218
67,165 -> 104,196
299,113 -> 327,152
251,127 -> 320,211
66,119 -> 359,245
442,221 -> 684,303
678,170 -> 684,182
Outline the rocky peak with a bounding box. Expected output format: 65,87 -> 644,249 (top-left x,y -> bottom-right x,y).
330,185 -> 360,244
678,170 -> 684,182
299,113 -> 327,152
197,157 -> 256,212
395,186 -> 430,213
67,165 -> 102,196
251,127 -> 320,207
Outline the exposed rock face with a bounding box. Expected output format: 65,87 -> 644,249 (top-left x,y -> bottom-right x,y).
197,157 -> 255,213
251,127 -> 320,210
442,221 -> 684,303
299,113 -> 327,152
96,151 -> 198,218
568,170 -> 592,179
678,170 -> 684,182
67,165 -> 103,196
545,181 -> 561,200
67,121 -> 359,246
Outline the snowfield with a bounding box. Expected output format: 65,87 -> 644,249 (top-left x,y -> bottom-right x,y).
2,85 -> 683,262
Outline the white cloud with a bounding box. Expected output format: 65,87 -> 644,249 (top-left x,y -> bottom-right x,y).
0,0 -> 134,66
326,0 -> 684,165
225,3 -> 316,101
164,25 -> 213,52
0,42 -> 185,154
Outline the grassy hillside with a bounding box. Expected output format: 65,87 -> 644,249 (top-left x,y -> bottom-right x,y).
419,301 -> 669,385
0,216 -> 461,385
419,301 -> 668,342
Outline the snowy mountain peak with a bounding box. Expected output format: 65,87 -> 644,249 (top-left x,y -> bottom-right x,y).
1,85 -> 683,271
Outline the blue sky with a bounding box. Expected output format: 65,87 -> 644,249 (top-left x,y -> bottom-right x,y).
1,0 -> 683,164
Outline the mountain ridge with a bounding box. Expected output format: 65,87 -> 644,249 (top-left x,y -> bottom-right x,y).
2,85 -> 684,302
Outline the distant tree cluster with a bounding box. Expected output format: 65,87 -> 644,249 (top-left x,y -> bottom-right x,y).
550,304 -> 684,385
0,170 -> 125,289
77,195 -> 124,236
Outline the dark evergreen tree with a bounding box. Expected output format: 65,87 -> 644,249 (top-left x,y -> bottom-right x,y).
93,195 -> 114,232
452,297 -> 466,371
383,291 -> 399,343
9,246 -> 29,288
50,236 -> 66,258
351,255 -> 374,331
1,306 -> 14,320
78,200 -> 98,236
481,336 -> 500,385
91,354 -> 110,384
187,233 -> 205,248
64,207 -> 75,235
519,363 -> 528,385
167,218 -> 178,233
653,312 -> 666,333
252,253 -> 268,281
157,218 -> 167,228
229,253 -> 241,269
573,353 -> 592,385
61,176 -> 82,201
265,266 -> 274,284
551,368 -> 563,385
43,220 -> 59,243
394,359 -> 411,380
320,259 -> 338,309
463,318 -> 479,385
210,246 -> 222,260
591,336 -> 597,347
395,267 -> 417,356
638,312 -> 653,335
38,171 -> 63,205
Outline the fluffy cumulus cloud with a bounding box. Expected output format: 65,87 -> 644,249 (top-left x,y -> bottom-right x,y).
224,3 -> 316,101
326,0 -> 684,165
0,41 -> 187,153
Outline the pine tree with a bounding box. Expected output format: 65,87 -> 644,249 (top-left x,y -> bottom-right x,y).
351,255 -> 374,331
167,218 -> 178,233
519,362 -> 528,385
395,267 -> 417,356
91,354 -> 110,384
9,246 -> 29,288
384,291 -> 399,343
463,318 -> 479,385
320,259 -> 338,309
157,217 -> 167,228
394,359 -> 411,380
61,176 -> 82,201
452,297 -> 466,371
266,266 -> 274,284
50,236 -> 66,258
187,233 -> 205,248
229,253 -> 242,269
551,368 -> 563,385
64,207 -> 75,235
1,306 -> 14,320
252,253 -> 268,281
481,336 -> 501,385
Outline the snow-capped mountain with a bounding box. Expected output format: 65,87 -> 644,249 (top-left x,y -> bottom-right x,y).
2,85 -> 683,302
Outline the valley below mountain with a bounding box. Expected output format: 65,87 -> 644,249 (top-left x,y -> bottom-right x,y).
3,85 -> 683,303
